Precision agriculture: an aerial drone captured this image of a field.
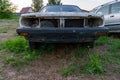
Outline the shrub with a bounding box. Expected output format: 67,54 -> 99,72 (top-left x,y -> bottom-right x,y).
0,0 -> 16,19
0,37 -> 55,67
4,36 -> 28,53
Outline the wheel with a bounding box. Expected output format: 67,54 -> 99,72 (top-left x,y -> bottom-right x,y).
40,21 -> 54,28
28,41 -> 36,50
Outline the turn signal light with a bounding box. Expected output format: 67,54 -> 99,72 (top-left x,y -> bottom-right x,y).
20,32 -> 28,36
96,32 -> 106,36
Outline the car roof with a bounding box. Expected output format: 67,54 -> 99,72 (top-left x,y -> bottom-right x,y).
44,5 -> 79,7
40,5 -> 88,12
92,0 -> 120,11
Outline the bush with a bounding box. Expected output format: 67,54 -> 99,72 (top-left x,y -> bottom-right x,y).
0,37 -> 55,67
4,37 -> 28,53
0,0 -> 16,19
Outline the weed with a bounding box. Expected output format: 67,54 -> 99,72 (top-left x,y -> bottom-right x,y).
0,16 -> 19,21
60,64 -> 76,77
60,48 -> 81,77
74,48 -> 87,57
85,53 -> 105,74
101,38 -> 120,65
23,50 -> 43,61
2,49 -> 43,67
2,55 -> 24,66
95,36 -> 111,45
0,43 -> 4,51
102,52 -> 120,65
108,40 -> 120,53
0,26 -> 10,33
3,36 -> 28,53
11,16 -> 19,20
0,37 -> 55,67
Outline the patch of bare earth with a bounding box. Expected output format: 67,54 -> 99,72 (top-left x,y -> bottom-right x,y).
0,20 -> 18,42
0,20 -> 120,80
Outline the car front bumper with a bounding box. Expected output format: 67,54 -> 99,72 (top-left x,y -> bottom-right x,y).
16,28 -> 108,43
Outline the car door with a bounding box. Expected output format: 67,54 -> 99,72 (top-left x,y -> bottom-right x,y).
96,5 -> 110,25
107,2 -> 120,25
106,2 -> 120,30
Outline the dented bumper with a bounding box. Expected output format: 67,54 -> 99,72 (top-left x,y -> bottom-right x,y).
16,27 -> 108,43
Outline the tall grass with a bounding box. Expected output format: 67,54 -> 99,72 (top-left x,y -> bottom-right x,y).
85,53 -> 105,74
0,36 -> 56,67
3,36 -> 28,53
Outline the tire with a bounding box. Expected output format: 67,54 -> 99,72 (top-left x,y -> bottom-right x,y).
40,21 -> 55,28
28,41 -> 36,50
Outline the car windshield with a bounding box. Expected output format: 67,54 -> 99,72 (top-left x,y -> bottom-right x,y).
40,5 -> 81,12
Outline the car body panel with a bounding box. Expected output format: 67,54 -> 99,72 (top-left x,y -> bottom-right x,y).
91,0 -> 120,33
17,27 -> 108,43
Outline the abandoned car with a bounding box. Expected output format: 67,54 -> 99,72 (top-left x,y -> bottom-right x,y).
16,5 -> 108,49
91,0 -> 120,33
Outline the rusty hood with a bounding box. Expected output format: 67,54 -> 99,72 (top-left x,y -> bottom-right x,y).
21,12 -> 103,18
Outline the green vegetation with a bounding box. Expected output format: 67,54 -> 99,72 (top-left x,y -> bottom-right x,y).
96,36 -> 120,65
0,37 -> 55,67
60,36 -> 120,76
0,0 -> 16,19
0,26 -> 10,33
95,36 -> 111,45
47,0 -> 62,5
60,52 -> 77,76
73,47 -> 87,57
0,16 -> 19,21
60,64 -> 76,77
3,37 -> 28,53
32,0 -> 43,12
0,36 -> 120,75
10,15 -> 20,20
85,53 -> 105,74
61,51 -> 105,76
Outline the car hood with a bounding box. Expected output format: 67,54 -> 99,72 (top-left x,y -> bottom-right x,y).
21,12 -> 103,18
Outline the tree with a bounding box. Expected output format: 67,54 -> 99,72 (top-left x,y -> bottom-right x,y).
0,0 -> 15,18
47,0 -> 62,5
32,0 -> 43,12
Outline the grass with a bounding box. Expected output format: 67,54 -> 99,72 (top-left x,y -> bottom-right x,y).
97,37 -> 120,65
96,36 -> 120,72
95,36 -> 112,45
85,53 -> 105,74
0,37 -> 55,67
0,26 -> 11,33
0,37 -> 56,67
73,47 -> 88,57
60,64 -> 76,77
0,16 -> 19,22
0,35 -> 120,76
60,36 -> 120,76
60,53 -> 77,76
3,36 -> 28,53
60,47 -> 88,76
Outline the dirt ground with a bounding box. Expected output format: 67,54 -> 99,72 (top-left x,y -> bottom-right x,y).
0,20 -> 120,80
